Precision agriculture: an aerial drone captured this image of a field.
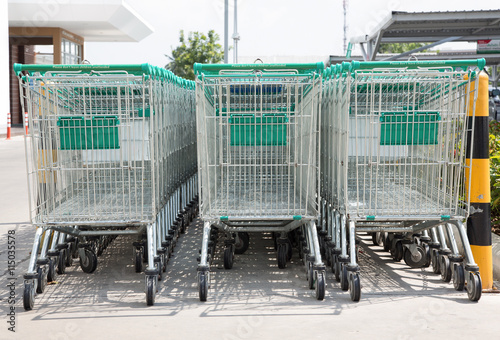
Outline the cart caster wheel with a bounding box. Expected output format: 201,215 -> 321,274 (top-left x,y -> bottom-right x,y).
453,263 -> 465,291
157,261 -> 163,281
340,264 -> 349,291
431,249 -> 440,274
334,257 -> 341,282
383,233 -> 391,252
392,241 -> 403,262
277,243 -> 287,269
146,275 -> 156,306
66,243 -> 74,267
36,267 -> 47,294
161,253 -> 167,272
23,281 -> 35,311
467,271 -> 482,302
439,255 -> 452,283
307,262 -> 314,289
198,272 -> 208,302
47,257 -> 57,282
371,232 -> 382,246
403,245 -> 427,268
349,272 -> 361,302
80,249 -> 98,273
135,248 -> 144,273
224,247 -> 234,269
422,243 -> 431,268
315,271 -> 326,300
234,232 -> 249,254
56,249 -> 67,275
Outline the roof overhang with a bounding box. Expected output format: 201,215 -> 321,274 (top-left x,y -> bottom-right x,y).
8,0 -> 154,42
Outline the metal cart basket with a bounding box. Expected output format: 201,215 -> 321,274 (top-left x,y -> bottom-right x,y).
16,63 -> 198,308
194,62 -> 326,301
320,59 -> 485,302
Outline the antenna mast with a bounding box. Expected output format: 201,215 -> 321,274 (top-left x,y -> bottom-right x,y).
343,0 -> 348,54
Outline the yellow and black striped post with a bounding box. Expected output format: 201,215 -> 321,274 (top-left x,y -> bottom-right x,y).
466,71 -> 493,290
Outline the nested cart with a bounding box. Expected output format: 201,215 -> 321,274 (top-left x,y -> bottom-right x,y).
194,62 -> 326,301
16,63 -> 198,309
320,59 -> 485,302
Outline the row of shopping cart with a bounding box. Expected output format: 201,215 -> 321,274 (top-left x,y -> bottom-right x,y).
16,63 -> 198,309
16,58 -> 485,309
193,59 -> 485,303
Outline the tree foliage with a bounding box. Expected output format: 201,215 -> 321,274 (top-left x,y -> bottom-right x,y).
379,43 -> 428,54
165,30 -> 224,80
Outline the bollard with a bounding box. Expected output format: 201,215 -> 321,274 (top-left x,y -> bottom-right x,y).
6,112 -> 11,140
25,112 -> 28,135
466,71 -> 493,290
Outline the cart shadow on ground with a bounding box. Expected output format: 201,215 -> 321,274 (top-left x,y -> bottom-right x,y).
24,218 -> 474,323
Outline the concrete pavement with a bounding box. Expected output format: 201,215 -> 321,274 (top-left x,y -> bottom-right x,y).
1,135 -> 500,340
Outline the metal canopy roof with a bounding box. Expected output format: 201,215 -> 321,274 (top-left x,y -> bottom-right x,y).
351,10 -> 500,61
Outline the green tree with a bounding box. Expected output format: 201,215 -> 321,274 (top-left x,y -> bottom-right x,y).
165,30 -> 224,80
379,43 -> 428,54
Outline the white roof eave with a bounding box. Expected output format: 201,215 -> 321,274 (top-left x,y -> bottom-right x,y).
8,0 -> 154,42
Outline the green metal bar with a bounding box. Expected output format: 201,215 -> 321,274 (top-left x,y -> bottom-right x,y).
14,63 -> 153,75
350,59 -> 486,71
194,62 -> 325,75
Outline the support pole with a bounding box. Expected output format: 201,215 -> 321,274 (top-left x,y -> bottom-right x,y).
466,70 -> 493,289
224,0 -> 228,64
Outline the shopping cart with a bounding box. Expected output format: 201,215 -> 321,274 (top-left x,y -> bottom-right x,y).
194,62 -> 326,301
320,59 -> 486,302
15,63 -> 198,308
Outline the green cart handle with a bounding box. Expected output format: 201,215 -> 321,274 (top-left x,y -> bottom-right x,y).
13,63 -> 154,76
194,62 -> 325,75
350,59 -> 486,71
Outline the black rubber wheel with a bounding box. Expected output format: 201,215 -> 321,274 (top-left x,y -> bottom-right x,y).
36,266 -> 46,294
371,232 -> 381,246
80,249 -> 98,273
47,257 -> 57,282
431,249 -> 440,274
440,255 -> 452,283
308,262 -> 314,289
56,249 -> 66,275
157,260 -> 163,281
403,245 -> 427,268
349,272 -> 361,302
199,272 -> 208,302
23,281 -> 35,311
392,241 -> 403,262
383,233 -> 391,252
277,244 -> 287,269
66,242 -> 75,266
340,263 -> 349,291
334,256 -> 341,282
146,275 -> 155,306
224,247 -> 234,269
315,271 -> 326,300
135,248 -> 144,273
235,232 -> 249,255
467,272 -> 482,302
453,263 -> 465,291
422,243 -> 431,268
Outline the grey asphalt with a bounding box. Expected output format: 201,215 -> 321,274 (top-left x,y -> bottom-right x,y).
1,134 -> 500,340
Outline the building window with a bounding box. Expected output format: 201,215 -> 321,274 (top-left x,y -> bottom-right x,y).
61,38 -> 82,64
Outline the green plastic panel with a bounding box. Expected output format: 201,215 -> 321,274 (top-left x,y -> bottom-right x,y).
57,116 -> 120,150
379,111 -> 440,146
229,113 -> 288,146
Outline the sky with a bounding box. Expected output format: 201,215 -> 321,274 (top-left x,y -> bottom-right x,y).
81,0 -> 499,67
